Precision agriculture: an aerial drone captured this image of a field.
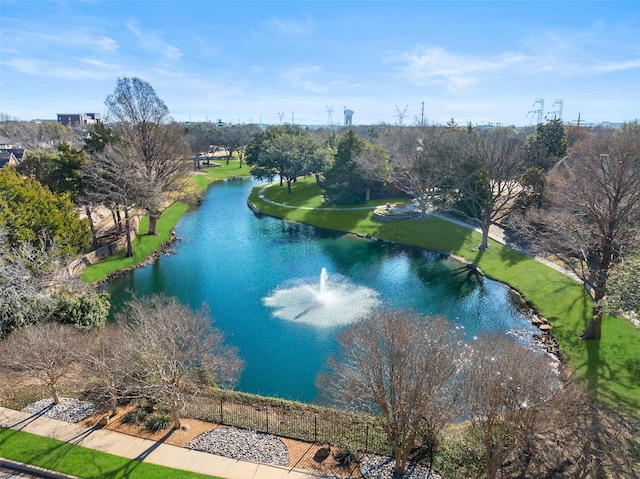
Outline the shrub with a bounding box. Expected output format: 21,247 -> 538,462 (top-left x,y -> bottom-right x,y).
51,291 -> 110,329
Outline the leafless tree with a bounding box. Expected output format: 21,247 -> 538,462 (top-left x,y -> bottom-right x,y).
77,324 -> 142,417
525,123 -> 640,339
0,120 -> 82,150
321,309 -> 465,475
82,143 -> 148,257
446,128 -> 528,250
117,294 -> 244,429
104,77 -> 192,236
459,335 -> 562,479
384,126 -> 457,218
0,322 -> 86,404
210,124 -> 261,167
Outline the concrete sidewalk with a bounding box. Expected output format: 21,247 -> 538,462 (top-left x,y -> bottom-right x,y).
0,407 -> 329,479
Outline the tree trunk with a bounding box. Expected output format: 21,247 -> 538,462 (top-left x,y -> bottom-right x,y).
124,208 -> 133,258
580,307 -> 602,340
172,403 -> 182,430
148,213 -> 159,236
85,205 -> 98,248
479,220 -> 490,250
51,385 -> 60,405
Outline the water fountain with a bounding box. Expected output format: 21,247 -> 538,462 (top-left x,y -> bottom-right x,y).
263,268 -> 381,327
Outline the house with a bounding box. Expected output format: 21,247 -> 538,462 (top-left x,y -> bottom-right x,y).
57,113 -> 101,129
0,148 -> 26,168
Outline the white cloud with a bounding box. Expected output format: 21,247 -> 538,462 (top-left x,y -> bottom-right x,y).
390,46 -> 530,91
264,16 -> 312,36
280,65 -> 326,93
126,21 -> 182,60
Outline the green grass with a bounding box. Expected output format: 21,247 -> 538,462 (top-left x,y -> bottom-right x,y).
81,202 -> 188,283
250,180 -> 640,419
192,158 -> 253,190
0,428 -> 221,479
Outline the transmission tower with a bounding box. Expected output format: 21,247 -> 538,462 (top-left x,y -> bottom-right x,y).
326,105 -> 334,128
526,99 -> 544,124
278,112 -> 284,124
395,104 -> 408,126
546,99 -> 563,121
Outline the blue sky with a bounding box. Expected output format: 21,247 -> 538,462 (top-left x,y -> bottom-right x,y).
1,1 -> 639,126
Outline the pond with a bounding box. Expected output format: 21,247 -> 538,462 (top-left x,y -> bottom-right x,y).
104,177 -> 538,403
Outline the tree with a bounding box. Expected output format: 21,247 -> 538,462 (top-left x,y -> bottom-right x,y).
210,124 -> 261,167
82,143 -> 148,257
524,119 -> 569,171
384,126 -> 455,218
321,309 -> 464,475
81,324 -> 141,417
460,335 -> 561,479
18,143 -> 86,201
0,167 -> 91,255
323,129 -> 387,204
527,123 -> 640,339
0,322 -> 86,404
118,295 -> 244,429
602,246 -> 640,319
248,125 -> 329,193
445,128 -> 528,250
0,120 -> 81,150
104,77 -> 191,235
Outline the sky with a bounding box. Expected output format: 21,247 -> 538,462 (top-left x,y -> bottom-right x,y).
1,1 -> 639,127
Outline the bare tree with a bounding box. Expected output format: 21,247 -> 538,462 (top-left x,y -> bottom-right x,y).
80,324 -> 141,417
0,322 -> 85,404
210,124 -> 261,167
445,128 -> 528,250
321,309 -> 465,475
460,335 -> 561,479
526,123 -> 640,339
104,77 -> 192,236
83,143 -> 148,257
384,126 -> 456,218
118,294 -> 244,429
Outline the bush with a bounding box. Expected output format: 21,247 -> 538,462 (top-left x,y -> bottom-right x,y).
122,406 -> 152,426
51,291 -> 110,329
144,412 -> 172,432
334,443 -> 359,467
0,291 -> 52,338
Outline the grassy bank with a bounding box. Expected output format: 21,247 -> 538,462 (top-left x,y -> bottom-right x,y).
81,160 -> 252,283
0,428 -> 220,479
250,177 -> 640,418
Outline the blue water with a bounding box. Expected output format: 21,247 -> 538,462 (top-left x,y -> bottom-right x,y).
105,177 -> 537,403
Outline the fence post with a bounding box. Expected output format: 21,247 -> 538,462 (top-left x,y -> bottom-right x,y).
365,424 -> 369,452
220,398 -> 224,424
314,415 -> 318,443
266,408 -> 269,433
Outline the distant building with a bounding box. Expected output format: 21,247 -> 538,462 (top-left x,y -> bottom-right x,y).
0,148 -> 26,169
57,113 -> 101,128
344,107 -> 354,126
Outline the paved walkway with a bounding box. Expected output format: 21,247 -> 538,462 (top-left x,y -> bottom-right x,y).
0,407 -> 330,479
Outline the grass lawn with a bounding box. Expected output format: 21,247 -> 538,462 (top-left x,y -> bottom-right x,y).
191,158 -> 253,190
251,177 -> 640,419
0,428 -> 220,479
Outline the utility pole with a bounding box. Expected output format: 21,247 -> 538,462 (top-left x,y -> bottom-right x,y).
420,101 -> 425,127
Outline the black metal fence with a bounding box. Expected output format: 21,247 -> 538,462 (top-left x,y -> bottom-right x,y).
183,393 -> 391,455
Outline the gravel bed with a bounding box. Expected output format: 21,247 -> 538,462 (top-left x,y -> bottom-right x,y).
360,454 -> 443,479
22,397 -> 95,423
187,426 -> 289,466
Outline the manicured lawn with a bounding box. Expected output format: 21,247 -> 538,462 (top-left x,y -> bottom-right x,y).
0,428 -> 220,479
251,179 -> 640,419
192,159 -> 253,190
81,203 -> 189,283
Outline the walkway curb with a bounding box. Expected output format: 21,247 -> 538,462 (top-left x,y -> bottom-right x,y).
0,407 -> 330,479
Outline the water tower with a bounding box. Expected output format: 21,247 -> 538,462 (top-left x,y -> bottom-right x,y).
344,107 -> 354,126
